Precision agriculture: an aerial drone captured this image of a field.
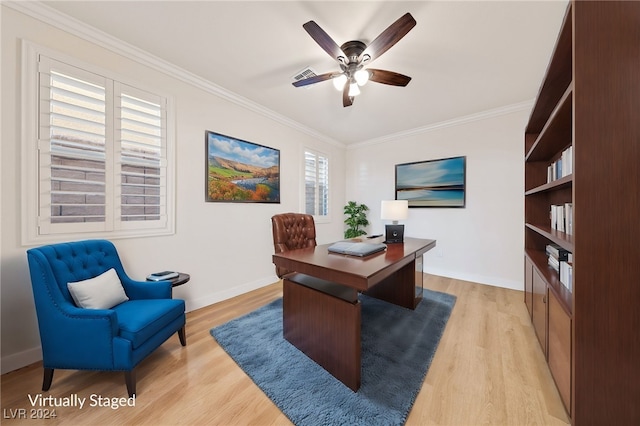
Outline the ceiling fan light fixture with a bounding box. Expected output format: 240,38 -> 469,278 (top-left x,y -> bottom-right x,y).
348,82 -> 361,97
354,69 -> 370,86
332,74 -> 348,91
297,13 -> 416,107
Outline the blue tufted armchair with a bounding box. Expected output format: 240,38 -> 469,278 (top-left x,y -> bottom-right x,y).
26,239 -> 186,397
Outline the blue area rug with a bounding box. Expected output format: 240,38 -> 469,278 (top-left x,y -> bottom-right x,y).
210,288 -> 456,426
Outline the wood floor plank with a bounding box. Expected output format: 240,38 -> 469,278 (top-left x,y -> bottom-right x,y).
1,275 -> 569,425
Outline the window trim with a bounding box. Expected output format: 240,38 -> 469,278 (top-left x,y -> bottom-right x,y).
21,40 -> 175,245
302,147 -> 330,224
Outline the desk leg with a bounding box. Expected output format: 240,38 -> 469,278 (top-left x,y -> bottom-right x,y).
364,257 -> 419,309
283,278 -> 361,391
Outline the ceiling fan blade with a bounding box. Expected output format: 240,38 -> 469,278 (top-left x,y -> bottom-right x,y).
303,21 -> 345,62
368,69 -> 412,86
292,72 -> 338,87
360,13 -> 416,63
343,84 -> 353,107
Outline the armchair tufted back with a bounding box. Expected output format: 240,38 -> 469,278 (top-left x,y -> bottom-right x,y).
27,239 -> 127,304
271,213 -> 317,277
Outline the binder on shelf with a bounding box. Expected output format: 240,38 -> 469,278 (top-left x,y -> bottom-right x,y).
546,145 -> 573,183
565,203 -> 573,235
560,261 -> 573,292
550,203 -> 573,234
561,145 -> 573,176
546,243 -> 571,261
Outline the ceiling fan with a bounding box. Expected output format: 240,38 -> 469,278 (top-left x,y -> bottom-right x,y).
292,13 -> 416,107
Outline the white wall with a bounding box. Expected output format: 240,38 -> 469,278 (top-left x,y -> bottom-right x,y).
346,107 -> 527,290
0,6 -> 345,373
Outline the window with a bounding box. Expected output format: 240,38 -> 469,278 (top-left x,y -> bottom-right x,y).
23,44 -> 174,243
304,149 -> 329,219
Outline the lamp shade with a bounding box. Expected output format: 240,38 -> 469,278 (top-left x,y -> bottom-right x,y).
381,200 -> 408,222
332,74 -> 347,91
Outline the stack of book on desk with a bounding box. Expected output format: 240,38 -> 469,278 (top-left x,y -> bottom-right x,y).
546,244 -> 573,292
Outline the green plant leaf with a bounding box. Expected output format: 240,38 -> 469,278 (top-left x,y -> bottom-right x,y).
343,201 -> 369,239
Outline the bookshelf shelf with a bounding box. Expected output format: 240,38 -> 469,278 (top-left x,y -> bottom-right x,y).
524,174 -> 572,196
526,86 -> 573,162
525,223 -> 574,252
526,5 -> 572,135
523,2 -> 640,424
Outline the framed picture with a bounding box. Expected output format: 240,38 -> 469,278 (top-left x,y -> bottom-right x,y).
395,156 -> 466,208
205,131 -> 280,203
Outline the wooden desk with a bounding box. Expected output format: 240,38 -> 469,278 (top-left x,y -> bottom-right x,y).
272,237 -> 436,391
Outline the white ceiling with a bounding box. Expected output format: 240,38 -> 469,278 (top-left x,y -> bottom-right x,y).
42,1 -> 569,146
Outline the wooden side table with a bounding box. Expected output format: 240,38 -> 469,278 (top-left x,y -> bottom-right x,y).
168,273 -> 190,287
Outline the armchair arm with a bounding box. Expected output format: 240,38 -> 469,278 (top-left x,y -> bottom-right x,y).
39,304 -> 121,370
121,278 -> 171,300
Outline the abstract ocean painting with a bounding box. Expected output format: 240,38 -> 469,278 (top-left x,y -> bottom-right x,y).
395,156 -> 466,207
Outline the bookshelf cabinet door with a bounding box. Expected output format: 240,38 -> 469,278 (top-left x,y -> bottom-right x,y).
532,268 -> 547,355
548,291 -> 571,414
524,256 -> 534,318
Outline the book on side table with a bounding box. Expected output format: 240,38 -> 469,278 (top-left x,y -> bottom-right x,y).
146,271 -> 179,281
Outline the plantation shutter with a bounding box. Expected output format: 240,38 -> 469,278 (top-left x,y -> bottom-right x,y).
116,84 -> 167,227
35,52 -> 171,238
317,154 -> 329,216
38,57 -> 111,234
304,150 -> 329,217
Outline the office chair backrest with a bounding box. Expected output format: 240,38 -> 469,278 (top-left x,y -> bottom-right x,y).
271,213 -> 317,277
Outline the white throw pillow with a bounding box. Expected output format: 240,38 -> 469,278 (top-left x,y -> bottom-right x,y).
67,268 -> 129,309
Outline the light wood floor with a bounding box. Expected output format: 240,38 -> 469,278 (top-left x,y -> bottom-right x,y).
1,275 -> 570,425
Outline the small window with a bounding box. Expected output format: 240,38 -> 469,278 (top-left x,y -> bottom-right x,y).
304,149 -> 329,219
23,44 -> 174,243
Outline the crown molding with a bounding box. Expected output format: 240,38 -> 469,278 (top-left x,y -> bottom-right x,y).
6,1 -> 533,151
348,100 -> 534,150
5,0 -> 344,148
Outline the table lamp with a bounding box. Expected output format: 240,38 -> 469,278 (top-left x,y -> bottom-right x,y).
381,200 -> 408,243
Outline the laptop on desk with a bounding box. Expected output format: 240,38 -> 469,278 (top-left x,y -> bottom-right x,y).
327,241 -> 387,257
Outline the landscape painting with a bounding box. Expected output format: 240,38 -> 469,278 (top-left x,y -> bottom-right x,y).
205,131 -> 280,203
395,156 -> 466,207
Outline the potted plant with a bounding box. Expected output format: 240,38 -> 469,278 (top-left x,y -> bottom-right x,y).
343,201 -> 369,239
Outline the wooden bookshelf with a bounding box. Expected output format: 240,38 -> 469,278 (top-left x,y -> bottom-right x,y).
524,2 -> 640,424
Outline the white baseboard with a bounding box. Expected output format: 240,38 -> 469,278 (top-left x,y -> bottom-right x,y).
183,275 -> 279,313
1,346 -> 42,375
425,267 -> 522,291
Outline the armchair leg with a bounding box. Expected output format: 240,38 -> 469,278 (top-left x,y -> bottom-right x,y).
178,325 -> 187,346
125,370 -> 136,397
42,368 -> 54,391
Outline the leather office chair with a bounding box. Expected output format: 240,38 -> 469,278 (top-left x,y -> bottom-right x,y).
271,213 -> 317,278
26,239 -> 186,397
